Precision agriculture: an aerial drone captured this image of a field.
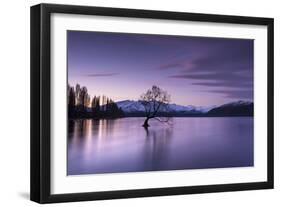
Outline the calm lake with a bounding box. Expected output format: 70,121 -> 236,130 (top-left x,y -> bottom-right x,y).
67,117 -> 253,175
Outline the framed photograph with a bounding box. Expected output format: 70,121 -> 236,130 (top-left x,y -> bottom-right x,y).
30,3 -> 274,203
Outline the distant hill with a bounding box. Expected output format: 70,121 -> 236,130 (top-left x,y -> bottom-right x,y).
207,101 -> 253,116
116,100 -> 253,117
116,100 -> 214,116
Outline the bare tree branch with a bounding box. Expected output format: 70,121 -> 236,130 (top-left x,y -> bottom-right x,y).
139,85 -> 172,127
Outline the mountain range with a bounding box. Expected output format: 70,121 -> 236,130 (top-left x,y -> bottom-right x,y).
116,100 -> 253,117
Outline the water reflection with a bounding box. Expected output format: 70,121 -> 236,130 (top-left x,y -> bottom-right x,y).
67,117 -> 253,175
143,127 -> 173,170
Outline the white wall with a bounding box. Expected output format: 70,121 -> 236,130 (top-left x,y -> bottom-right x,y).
0,0 -> 279,206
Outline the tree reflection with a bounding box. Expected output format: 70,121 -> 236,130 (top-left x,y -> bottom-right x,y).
143,126 -> 173,170
68,119 -> 117,140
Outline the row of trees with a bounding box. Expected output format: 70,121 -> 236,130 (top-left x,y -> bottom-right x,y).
68,83 -> 124,119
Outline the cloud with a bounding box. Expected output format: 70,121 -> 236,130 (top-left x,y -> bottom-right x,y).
158,63 -> 184,70
169,72 -> 252,82
207,89 -> 253,99
162,38 -> 253,100
191,81 -> 253,88
85,73 -> 119,77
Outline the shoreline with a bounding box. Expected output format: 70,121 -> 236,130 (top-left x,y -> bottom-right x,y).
68,115 -> 254,120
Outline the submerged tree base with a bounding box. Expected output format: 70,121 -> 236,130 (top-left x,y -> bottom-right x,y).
142,124 -> 150,128
142,118 -> 150,128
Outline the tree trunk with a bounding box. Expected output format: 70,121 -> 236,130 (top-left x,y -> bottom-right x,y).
142,117 -> 150,128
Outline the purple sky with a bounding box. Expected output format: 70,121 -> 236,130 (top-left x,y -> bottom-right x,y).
67,31 -> 253,106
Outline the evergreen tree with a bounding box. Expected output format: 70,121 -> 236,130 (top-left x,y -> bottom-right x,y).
79,86 -> 88,111
75,84 -> 81,106
96,96 -> 100,113
68,86 -> 76,117
68,87 -> 76,109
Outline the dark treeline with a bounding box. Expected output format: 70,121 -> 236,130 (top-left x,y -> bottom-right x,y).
68,83 -> 124,119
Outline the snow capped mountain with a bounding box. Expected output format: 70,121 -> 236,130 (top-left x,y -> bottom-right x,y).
195,105 -> 217,113
166,103 -> 214,113
116,100 -> 253,116
116,100 -> 145,113
168,103 -> 195,112
116,100 -> 215,114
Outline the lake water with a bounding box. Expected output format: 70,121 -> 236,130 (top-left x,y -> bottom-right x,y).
67,117 -> 253,175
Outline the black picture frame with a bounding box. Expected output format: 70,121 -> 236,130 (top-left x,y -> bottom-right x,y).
30,3 -> 274,204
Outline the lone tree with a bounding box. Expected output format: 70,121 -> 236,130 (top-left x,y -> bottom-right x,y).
139,85 -> 171,128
